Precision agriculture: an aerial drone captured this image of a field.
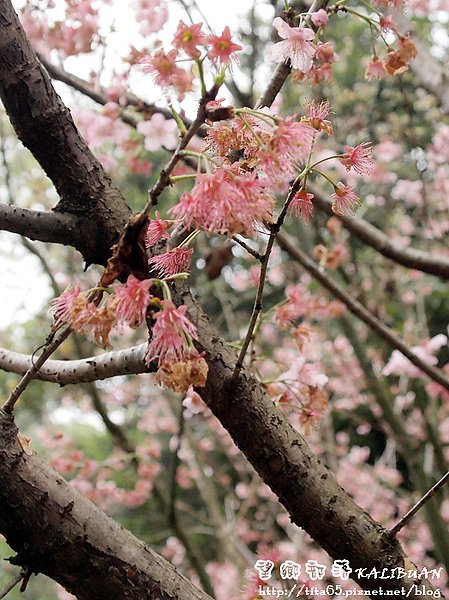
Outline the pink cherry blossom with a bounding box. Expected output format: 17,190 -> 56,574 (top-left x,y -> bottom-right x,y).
311,9 -> 329,27
50,285 -> 82,327
383,334 -> 447,378
301,100 -> 333,134
148,247 -> 194,278
340,142 -> 373,175
207,27 -> 242,65
173,21 -> 205,59
145,211 -> 172,247
364,56 -> 387,80
288,190 -> 314,223
266,18 -> 316,73
111,275 -> 153,329
136,114 -> 178,152
330,183 -> 360,215
169,167 -> 274,237
146,300 -> 198,366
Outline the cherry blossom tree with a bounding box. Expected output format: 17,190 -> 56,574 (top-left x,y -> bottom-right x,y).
0,0 -> 449,599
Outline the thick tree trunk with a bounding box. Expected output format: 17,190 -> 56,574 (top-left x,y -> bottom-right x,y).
0,410 -> 211,600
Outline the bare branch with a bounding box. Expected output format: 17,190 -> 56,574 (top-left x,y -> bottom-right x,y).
0,344 -> 148,385
390,472 -> 449,536
310,184 -> 449,279
38,54 -> 195,129
0,0 -> 131,265
0,411 -> 213,600
0,202 -> 97,250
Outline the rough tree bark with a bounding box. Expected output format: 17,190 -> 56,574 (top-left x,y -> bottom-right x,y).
0,1 -> 131,266
0,1 -> 441,599
0,411 -> 212,600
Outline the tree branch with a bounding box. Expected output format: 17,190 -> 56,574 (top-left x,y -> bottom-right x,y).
0,0 -> 131,266
37,54 -> 194,130
310,184 -> 449,279
0,344 -> 149,385
0,202 -> 102,251
0,410 -> 212,600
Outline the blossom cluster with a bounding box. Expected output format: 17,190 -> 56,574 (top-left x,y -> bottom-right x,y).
139,21 -> 242,98
50,275 -> 208,393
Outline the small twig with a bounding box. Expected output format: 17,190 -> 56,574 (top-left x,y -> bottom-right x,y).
232,236 -> 263,261
168,405 -> 186,523
144,83 -> 220,212
2,327 -> 72,413
390,471 -> 449,536
232,177 -> 304,379
0,572 -> 23,599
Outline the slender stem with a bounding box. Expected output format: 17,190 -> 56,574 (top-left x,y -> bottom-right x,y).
232,236 -> 263,261
145,83 -> 221,212
390,471 -> 449,536
2,327 -> 72,413
232,175 -> 306,379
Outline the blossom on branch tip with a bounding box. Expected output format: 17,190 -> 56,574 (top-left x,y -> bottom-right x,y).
148,247 -> 194,278
145,300 -> 209,392
172,20 -> 205,59
330,183 -> 360,216
145,211 -> 172,247
112,275 -> 153,328
169,167 -> 275,237
301,100 -> 333,135
289,190 -> 314,223
266,18 -> 316,73
310,9 -> 329,27
50,285 -> 82,327
364,57 -> 387,80
340,142 -> 373,175
207,27 -> 242,65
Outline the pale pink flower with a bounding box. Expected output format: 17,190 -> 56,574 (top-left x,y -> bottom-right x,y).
301,100 -> 333,134
170,167 -> 274,237
364,56 -> 387,80
340,142 -> 373,175
50,286 -> 82,327
275,284 -> 313,328
207,27 -> 242,65
136,0 -> 169,36
146,300 -> 198,366
383,334 -> 447,378
266,18 -> 316,73
311,9 -> 329,27
379,14 -> 398,33
139,49 -> 189,92
289,190 -> 314,223
137,114 -> 178,152
148,247 -> 194,278
315,41 -> 338,63
173,21 -> 205,59
145,211 -> 172,247
112,275 -> 153,328
331,183 -> 360,215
